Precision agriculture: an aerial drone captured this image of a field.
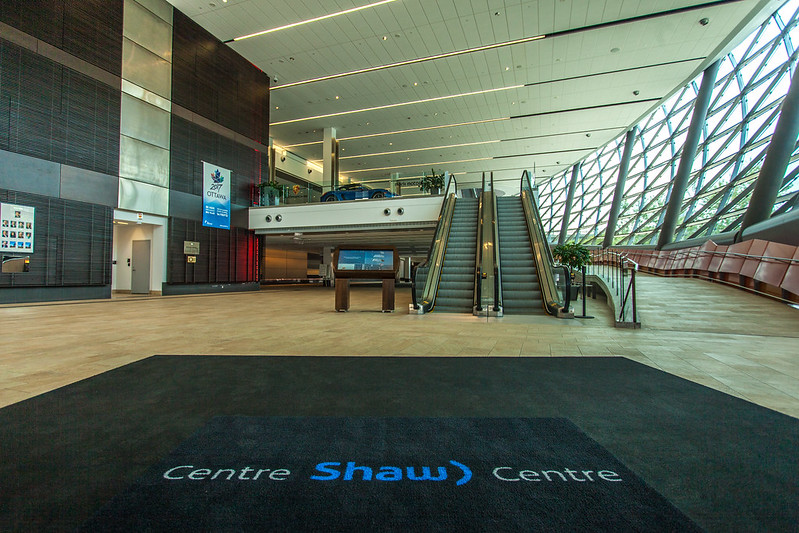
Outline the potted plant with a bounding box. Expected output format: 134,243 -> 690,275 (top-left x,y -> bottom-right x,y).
419,169 -> 445,194
257,180 -> 282,206
553,242 -> 591,299
553,242 -> 591,271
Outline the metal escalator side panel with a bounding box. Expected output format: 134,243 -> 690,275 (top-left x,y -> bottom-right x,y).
421,193 -> 457,312
473,189 -> 484,313
491,175 -> 502,314
520,190 -> 570,317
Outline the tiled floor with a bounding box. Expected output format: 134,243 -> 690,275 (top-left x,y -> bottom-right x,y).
1,274 -> 797,417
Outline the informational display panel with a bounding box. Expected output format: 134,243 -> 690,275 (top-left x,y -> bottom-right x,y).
1,203 -> 35,253
336,249 -> 394,271
202,161 -> 231,230
333,246 -> 398,281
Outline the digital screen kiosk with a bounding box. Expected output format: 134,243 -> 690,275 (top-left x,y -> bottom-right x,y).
333,246 -> 399,312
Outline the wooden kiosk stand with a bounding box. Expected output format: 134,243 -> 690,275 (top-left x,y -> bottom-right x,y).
333,246 -> 399,312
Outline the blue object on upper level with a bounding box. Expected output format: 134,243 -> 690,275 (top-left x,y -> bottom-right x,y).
321,184 -> 395,202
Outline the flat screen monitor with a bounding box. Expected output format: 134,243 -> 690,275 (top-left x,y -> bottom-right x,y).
336,249 -> 394,271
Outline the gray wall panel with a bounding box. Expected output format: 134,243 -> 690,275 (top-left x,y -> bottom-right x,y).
119,135 -> 170,187
122,39 -> 172,99
134,0 -> 173,25
0,285 -> 111,303
169,190 -> 202,221
123,0 -> 172,61
0,149 -> 61,196
60,166 -> 119,207
118,177 -> 168,215
120,94 -> 171,149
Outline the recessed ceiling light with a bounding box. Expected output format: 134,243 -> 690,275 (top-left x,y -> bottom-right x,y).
335,95 -> 340,99
505,66 -> 510,71
233,0 -> 398,41
383,36 -> 388,40
413,82 -> 418,86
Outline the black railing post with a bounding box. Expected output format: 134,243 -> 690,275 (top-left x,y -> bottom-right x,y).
631,267 -> 638,324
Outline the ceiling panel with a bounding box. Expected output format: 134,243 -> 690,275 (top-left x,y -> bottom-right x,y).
167,0 -> 782,184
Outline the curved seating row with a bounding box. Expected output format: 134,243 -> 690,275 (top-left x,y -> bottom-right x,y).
599,240 -> 799,303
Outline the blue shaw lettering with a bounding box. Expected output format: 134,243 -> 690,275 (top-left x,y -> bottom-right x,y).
311,460 -> 472,486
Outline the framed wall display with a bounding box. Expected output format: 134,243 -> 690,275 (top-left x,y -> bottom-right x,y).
0,203 -> 35,254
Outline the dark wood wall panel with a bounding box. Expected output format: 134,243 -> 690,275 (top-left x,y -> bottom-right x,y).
170,116 -> 263,207
172,10 -> 270,144
0,0 -> 123,76
0,189 -> 113,288
0,38 -> 121,176
167,218 -> 258,284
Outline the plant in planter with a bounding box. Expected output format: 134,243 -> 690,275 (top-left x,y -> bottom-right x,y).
552,242 -> 591,271
553,242 -> 591,301
419,169 -> 445,194
257,180 -> 282,205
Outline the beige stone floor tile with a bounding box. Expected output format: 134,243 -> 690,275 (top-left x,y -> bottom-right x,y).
0,275 -> 797,418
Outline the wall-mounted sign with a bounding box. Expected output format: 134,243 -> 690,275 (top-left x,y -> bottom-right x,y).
183,241 -> 200,255
0,203 -> 35,254
187,256 -> 197,263
202,161 -> 231,230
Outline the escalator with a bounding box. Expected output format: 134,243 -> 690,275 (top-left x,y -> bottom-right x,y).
412,174 -> 478,314
412,170 -> 570,317
433,198 -> 478,312
497,196 -> 545,314
511,170 -> 572,317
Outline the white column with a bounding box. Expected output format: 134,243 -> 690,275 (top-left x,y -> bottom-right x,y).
323,127 -> 338,191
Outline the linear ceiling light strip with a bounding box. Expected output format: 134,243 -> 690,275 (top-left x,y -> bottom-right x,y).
283,118 -> 510,148
273,35 -> 545,89
510,98 -> 661,120
272,85 -> 523,125
345,157 -> 492,174
336,140 -> 501,160
228,0 -> 397,42
271,0 -> 743,89
492,147 -> 598,160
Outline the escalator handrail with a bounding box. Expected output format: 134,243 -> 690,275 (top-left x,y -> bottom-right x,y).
519,170 -> 568,316
474,172 -> 485,311
412,173 -> 458,312
491,172 -> 502,312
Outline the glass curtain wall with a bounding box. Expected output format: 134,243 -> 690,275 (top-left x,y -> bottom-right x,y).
540,0 -> 799,246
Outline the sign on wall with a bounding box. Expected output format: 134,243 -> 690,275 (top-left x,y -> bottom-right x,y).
202,161 -> 231,230
0,203 -> 35,254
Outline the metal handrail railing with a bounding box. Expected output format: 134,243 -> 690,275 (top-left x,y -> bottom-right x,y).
519,170 -> 571,317
411,173 -> 458,312
587,250 -> 639,325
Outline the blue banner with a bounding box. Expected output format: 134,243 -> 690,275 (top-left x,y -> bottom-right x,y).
202,162 -> 231,230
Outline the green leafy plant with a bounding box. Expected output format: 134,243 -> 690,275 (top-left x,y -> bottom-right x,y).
419,169 -> 445,193
552,242 -> 591,270
256,180 -> 282,206
257,180 -> 281,194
